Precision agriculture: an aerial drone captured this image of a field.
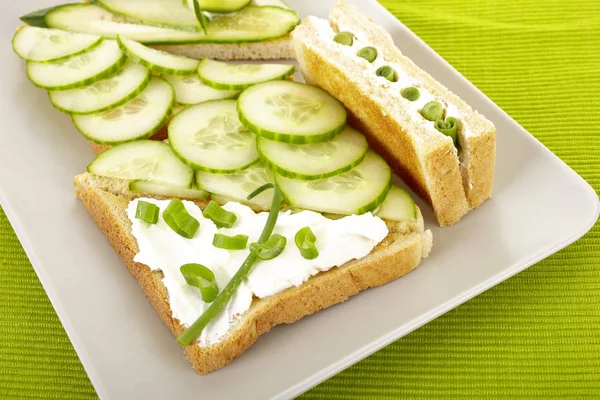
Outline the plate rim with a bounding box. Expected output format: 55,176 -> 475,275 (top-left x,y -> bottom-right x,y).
1,0 -> 599,398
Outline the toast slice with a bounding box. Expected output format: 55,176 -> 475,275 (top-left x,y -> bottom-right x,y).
73,173 -> 432,374
291,2 -> 496,226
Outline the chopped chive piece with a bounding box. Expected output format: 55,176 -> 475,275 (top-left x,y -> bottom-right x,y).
192,0 -> 209,34
180,263 -> 218,303
135,201 -> 159,224
250,234 -> 287,260
295,226 -> 319,260
213,233 -> 248,250
435,117 -> 458,144
163,198 -> 200,239
176,184 -> 283,346
401,86 -> 420,102
420,101 -> 444,121
357,46 -> 377,63
202,201 -> 237,228
376,66 -> 398,82
333,31 -> 354,46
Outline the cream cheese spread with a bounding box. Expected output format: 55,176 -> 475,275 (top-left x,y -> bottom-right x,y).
127,198 -> 389,347
312,18 -> 468,138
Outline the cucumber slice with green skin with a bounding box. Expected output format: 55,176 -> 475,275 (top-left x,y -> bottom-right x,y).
375,185 -> 417,222
49,61 -> 150,115
12,26 -> 103,63
197,59 -> 295,90
196,162 -> 275,210
251,0 -> 293,11
275,151 -> 392,215
117,35 -> 199,75
42,4 -> 299,45
20,6 -> 59,27
73,77 -> 175,145
129,180 -> 209,200
258,126 -> 369,181
88,140 -> 193,187
168,99 -> 259,173
185,0 -> 252,13
26,39 -> 125,91
238,81 -> 347,144
94,0 -> 201,31
163,74 -> 239,106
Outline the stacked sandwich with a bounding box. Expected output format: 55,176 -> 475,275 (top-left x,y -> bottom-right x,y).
292,2 -> 496,226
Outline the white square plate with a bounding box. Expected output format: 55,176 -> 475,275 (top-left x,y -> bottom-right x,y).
1,1 -> 598,399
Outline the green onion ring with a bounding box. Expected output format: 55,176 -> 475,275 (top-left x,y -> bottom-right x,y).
212,233 -> 248,250
295,226 -> 319,260
333,31 -> 354,46
249,234 -> 287,260
163,198 -> 200,239
376,66 -> 398,82
202,200 -> 237,228
401,86 -> 420,102
435,116 -> 458,144
420,101 -> 444,121
357,46 -> 377,63
135,201 -> 159,224
180,263 -> 218,303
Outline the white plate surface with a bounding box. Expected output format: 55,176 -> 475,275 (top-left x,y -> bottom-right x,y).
0,1 -> 598,399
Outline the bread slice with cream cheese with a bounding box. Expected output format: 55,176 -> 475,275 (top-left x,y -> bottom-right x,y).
73,172 -> 432,374
291,1 -> 496,226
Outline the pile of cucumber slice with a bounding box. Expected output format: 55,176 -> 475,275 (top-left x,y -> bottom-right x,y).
86,75 -> 417,221
19,1 -> 299,45
13,23 -> 295,145
14,1 -> 416,221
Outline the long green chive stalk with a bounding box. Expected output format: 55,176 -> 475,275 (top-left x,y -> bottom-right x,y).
176,184 -> 282,346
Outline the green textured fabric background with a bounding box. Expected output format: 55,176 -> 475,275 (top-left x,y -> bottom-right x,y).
1,0 -> 599,398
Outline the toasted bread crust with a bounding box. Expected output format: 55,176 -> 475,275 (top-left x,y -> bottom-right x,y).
75,180 -> 430,374
460,128 -> 496,209
152,35 -> 294,61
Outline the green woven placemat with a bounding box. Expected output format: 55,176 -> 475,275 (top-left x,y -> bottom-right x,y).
1,0 -> 599,398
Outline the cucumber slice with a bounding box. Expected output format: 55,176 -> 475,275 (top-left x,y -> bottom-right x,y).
129,180 -> 209,200
258,126 -> 368,180
375,185 -> 417,222
44,4 -> 299,45
88,140 -> 193,186
12,26 -> 103,63
95,0 -> 201,31
251,0 -> 293,10
73,77 -> 174,144
238,81 -> 347,144
168,100 -> 259,173
117,36 -> 199,75
196,162 -> 274,210
185,0 -> 252,13
163,74 -> 239,105
20,6 -> 59,27
49,61 -> 150,115
26,39 -> 125,90
197,59 -> 295,90
275,151 -> 392,215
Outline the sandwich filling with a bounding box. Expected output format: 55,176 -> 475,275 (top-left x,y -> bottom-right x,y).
308,17 -> 476,194
127,198 -> 389,347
